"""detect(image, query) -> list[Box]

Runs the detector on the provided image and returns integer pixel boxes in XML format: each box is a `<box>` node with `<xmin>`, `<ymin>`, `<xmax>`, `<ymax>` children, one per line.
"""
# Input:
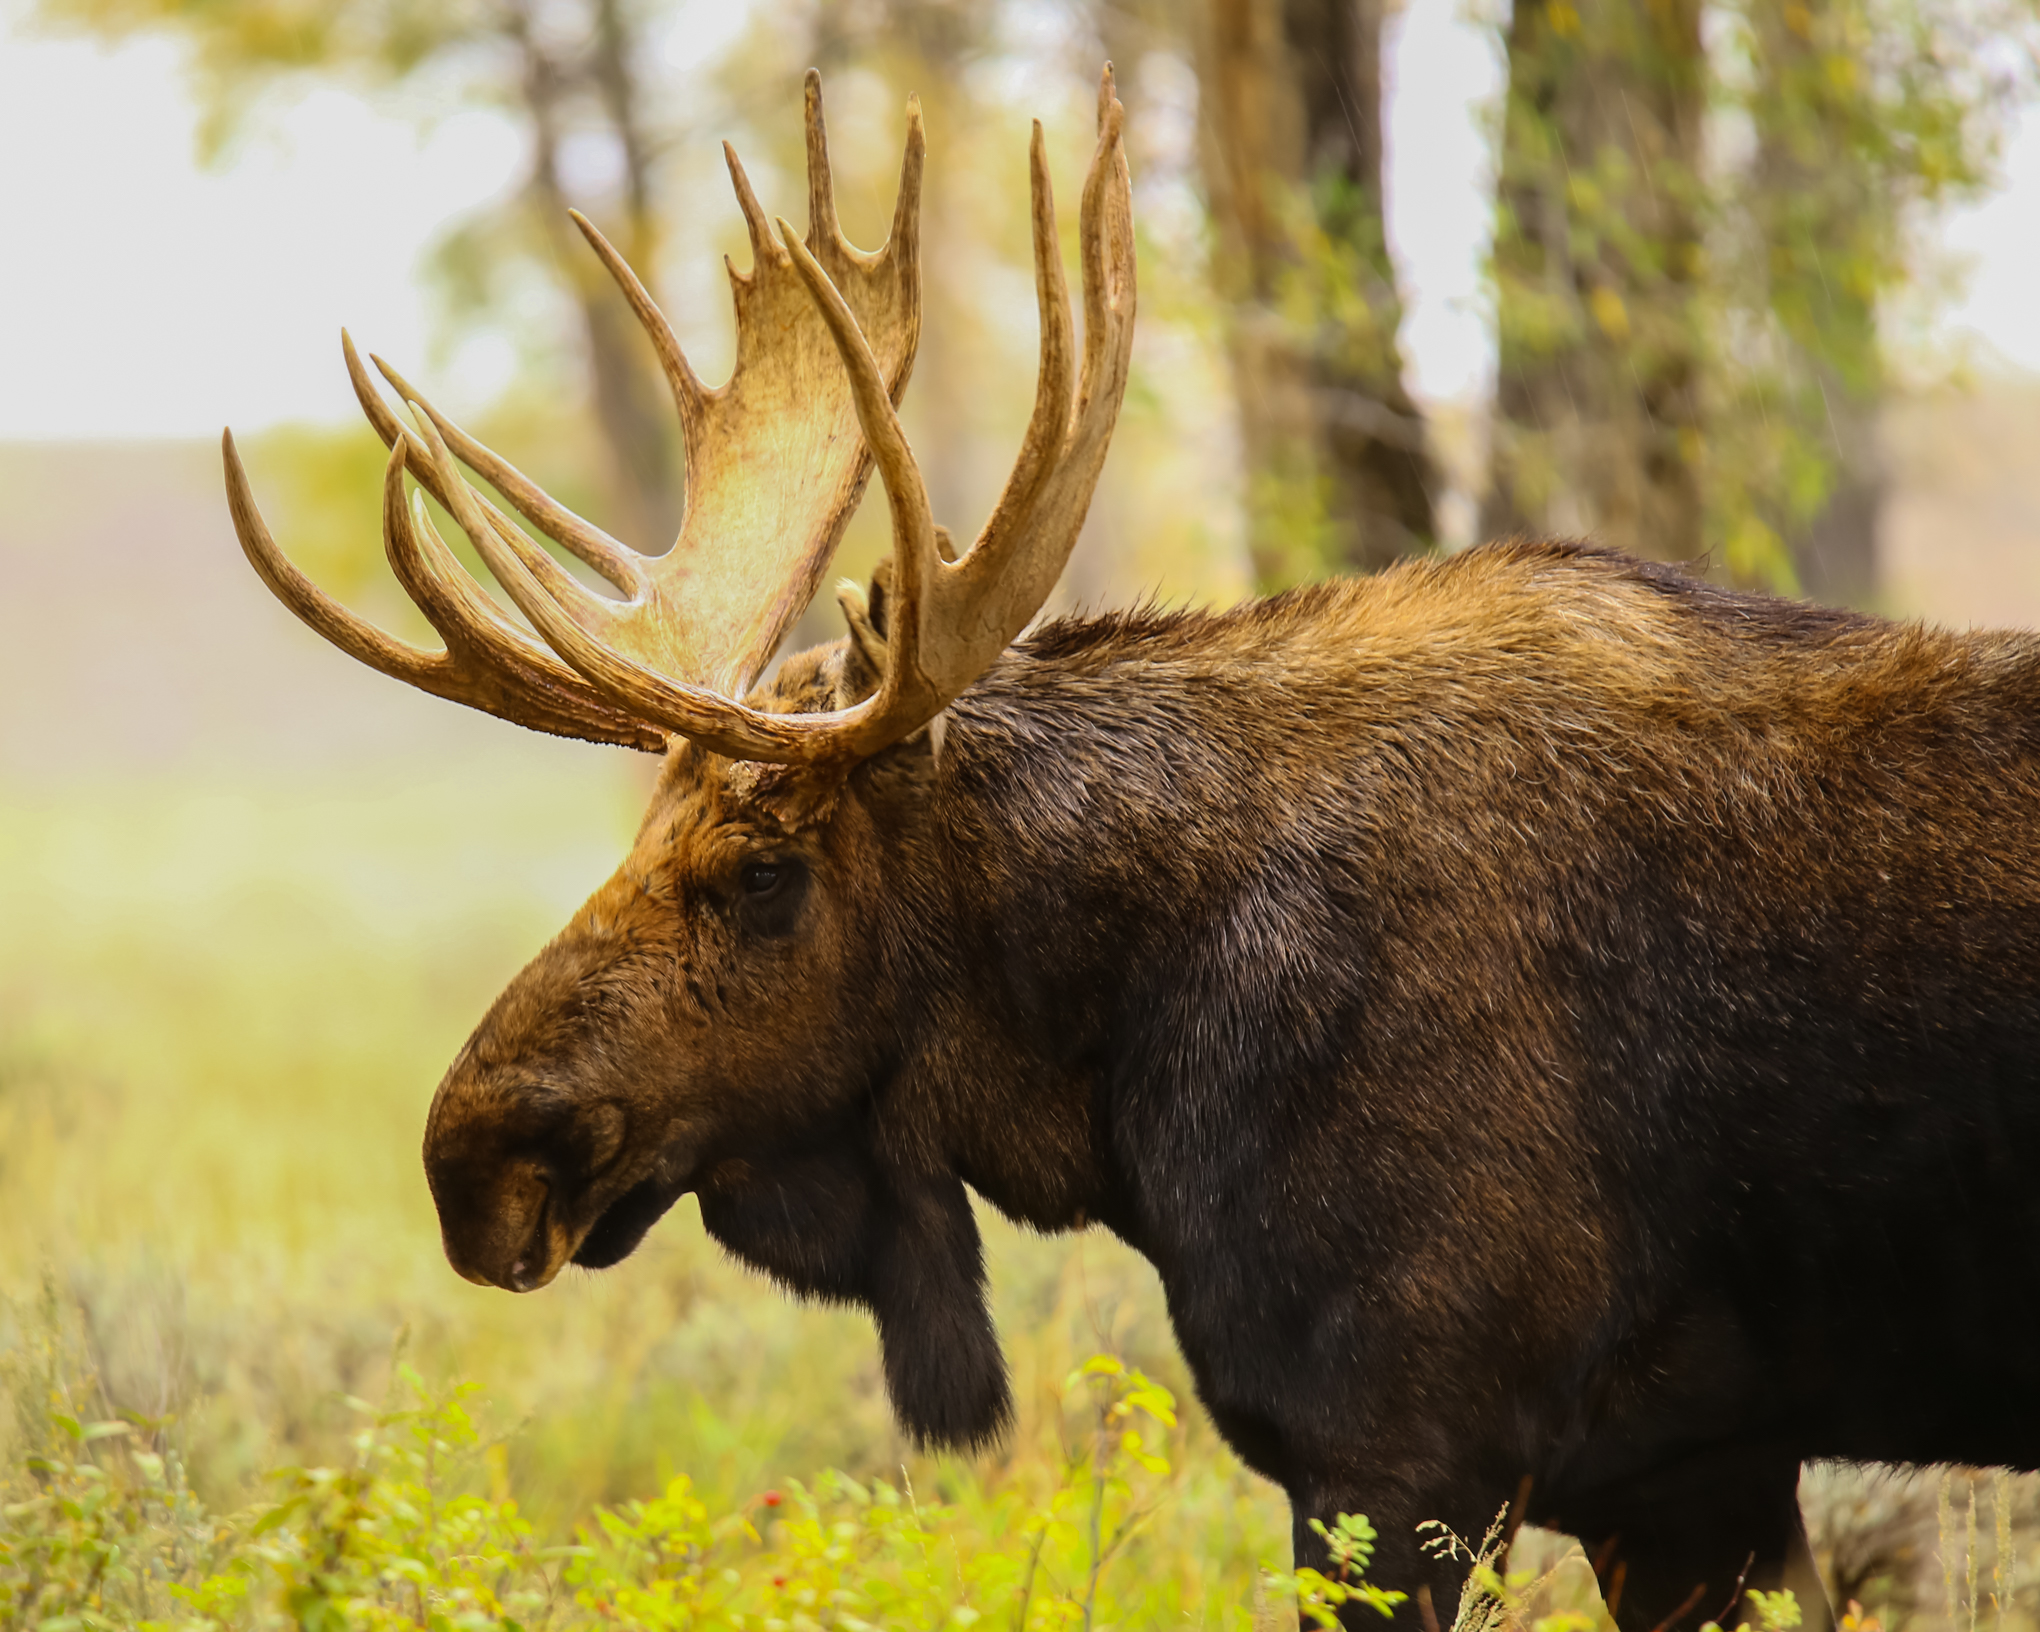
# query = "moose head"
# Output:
<box><xmin>224</xmin><ymin>70</ymin><xmax>1134</xmax><ymax>1448</ymax></box>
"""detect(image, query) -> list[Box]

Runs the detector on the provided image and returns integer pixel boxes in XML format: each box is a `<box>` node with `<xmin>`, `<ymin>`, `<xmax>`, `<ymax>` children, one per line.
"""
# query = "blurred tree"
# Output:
<box><xmin>1188</xmin><ymin>0</ymin><xmax>1440</xmax><ymax>587</ymax></box>
<box><xmin>1486</xmin><ymin>0</ymin><xmax>2036</xmax><ymax>597</ymax></box>
<box><xmin>1706</xmin><ymin>0</ymin><xmax>2027</xmax><ymax>601</ymax></box>
<box><xmin>1481</xmin><ymin>0</ymin><xmax>1707</xmax><ymax>564</ymax></box>
<box><xmin>35</xmin><ymin>0</ymin><xmax>685</xmax><ymax>555</ymax></box>
<box><xmin>809</xmin><ymin>0</ymin><xmax>989</xmax><ymax>538</ymax></box>
<box><xmin>1744</xmin><ymin>0</ymin><xmax>1885</xmax><ymax>604</ymax></box>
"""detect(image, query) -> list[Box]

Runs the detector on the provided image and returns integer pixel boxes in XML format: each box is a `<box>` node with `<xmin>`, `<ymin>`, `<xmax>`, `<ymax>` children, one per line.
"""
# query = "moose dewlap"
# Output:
<box><xmin>225</xmin><ymin>67</ymin><xmax>2040</xmax><ymax>1632</ymax></box>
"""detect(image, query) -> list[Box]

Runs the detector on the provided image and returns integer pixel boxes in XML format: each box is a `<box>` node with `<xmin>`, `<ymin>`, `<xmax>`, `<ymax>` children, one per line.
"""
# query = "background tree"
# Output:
<box><xmin>1188</xmin><ymin>0</ymin><xmax>1440</xmax><ymax>587</ymax></box>
<box><xmin>1485</xmin><ymin>0</ymin><xmax>2035</xmax><ymax>597</ymax></box>
<box><xmin>38</xmin><ymin>0</ymin><xmax>686</xmax><ymax>555</ymax></box>
<box><xmin>1705</xmin><ymin>0</ymin><xmax>2028</xmax><ymax>599</ymax></box>
<box><xmin>1481</xmin><ymin>0</ymin><xmax>1707</xmax><ymax>564</ymax></box>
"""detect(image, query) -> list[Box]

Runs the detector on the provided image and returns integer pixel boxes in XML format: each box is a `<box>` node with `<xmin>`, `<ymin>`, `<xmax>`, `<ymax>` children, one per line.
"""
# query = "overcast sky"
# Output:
<box><xmin>2</xmin><ymin>2</ymin><xmax>2036</xmax><ymax>440</ymax></box>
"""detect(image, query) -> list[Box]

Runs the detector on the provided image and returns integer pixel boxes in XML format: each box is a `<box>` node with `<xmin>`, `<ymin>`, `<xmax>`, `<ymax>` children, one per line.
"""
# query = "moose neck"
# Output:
<box><xmin>874</xmin><ymin>606</ymin><xmax>1339</xmax><ymax>1245</ymax></box>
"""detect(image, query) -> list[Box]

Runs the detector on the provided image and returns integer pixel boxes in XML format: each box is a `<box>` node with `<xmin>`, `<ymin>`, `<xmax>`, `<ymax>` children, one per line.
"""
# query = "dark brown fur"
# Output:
<box><xmin>424</xmin><ymin>539</ymin><xmax>2040</xmax><ymax>1628</ymax></box>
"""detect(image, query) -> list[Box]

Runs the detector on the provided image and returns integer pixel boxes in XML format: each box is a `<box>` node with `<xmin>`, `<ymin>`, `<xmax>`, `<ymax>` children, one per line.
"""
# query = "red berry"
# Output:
<box><xmin>762</xmin><ymin>1489</ymin><xmax>783</xmax><ymax>1508</ymax></box>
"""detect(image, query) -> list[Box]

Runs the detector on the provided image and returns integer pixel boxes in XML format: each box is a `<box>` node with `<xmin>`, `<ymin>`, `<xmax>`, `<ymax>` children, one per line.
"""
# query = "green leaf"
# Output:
<box><xmin>79</xmin><ymin>1422</ymin><xmax>131</xmax><ymax>1442</ymax></box>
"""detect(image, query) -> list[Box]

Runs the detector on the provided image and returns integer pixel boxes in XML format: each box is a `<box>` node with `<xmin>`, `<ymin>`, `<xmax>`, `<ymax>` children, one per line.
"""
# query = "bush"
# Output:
<box><xmin>2</xmin><ymin>1326</ymin><xmax>1416</xmax><ymax>1632</ymax></box>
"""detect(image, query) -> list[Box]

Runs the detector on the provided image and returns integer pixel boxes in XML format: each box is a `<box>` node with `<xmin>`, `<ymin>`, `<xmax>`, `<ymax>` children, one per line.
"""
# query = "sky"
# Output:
<box><xmin>1</xmin><ymin>2</ymin><xmax>2037</xmax><ymax>440</ymax></box>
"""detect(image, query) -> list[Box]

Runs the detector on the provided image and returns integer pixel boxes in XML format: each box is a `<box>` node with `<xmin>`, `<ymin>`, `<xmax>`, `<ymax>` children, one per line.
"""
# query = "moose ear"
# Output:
<box><xmin>834</xmin><ymin>557</ymin><xmax>893</xmax><ymax>704</ymax></box>
<box><xmin>869</xmin><ymin>1166</ymin><xmax>1013</xmax><ymax>1452</ymax></box>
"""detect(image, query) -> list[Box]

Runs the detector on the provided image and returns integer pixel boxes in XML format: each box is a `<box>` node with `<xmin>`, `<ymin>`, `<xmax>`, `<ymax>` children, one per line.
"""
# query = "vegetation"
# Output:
<box><xmin>2</xmin><ymin>1318</ymin><xmax>1299</xmax><ymax>1631</ymax></box>
<box><xmin>0</xmin><ymin>1299</ymin><xmax>1822</xmax><ymax>1631</ymax></box>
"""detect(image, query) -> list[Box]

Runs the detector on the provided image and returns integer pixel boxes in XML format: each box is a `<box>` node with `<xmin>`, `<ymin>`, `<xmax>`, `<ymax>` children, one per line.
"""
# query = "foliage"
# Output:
<box><xmin>1488</xmin><ymin>0</ymin><xmax>2040</xmax><ymax>590</ymax></box>
<box><xmin>1703</xmin><ymin>0</ymin><xmax>2038</xmax><ymax>590</ymax></box>
<box><xmin>0</xmin><ymin>1310</ymin><xmax>1392</xmax><ymax>1632</ymax></box>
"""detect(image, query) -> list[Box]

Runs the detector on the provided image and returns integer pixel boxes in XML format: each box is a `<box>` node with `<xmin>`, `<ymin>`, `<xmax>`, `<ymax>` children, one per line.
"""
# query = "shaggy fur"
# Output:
<box><xmin>422</xmin><ymin>539</ymin><xmax>2040</xmax><ymax>1629</ymax></box>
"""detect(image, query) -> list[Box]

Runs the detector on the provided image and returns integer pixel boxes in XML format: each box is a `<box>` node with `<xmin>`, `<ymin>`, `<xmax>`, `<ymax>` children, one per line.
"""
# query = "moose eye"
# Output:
<box><xmin>735</xmin><ymin>857</ymin><xmax>808</xmax><ymax>938</ymax></box>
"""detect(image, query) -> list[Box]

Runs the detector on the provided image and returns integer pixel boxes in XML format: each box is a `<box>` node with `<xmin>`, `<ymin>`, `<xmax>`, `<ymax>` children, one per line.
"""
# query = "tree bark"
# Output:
<box><xmin>508</xmin><ymin>0</ymin><xmax>682</xmax><ymax>556</ymax></box>
<box><xmin>812</xmin><ymin>1</ymin><xmax>986</xmax><ymax>540</ymax></box>
<box><xmin>1194</xmin><ymin>0</ymin><xmax>1438</xmax><ymax>588</ymax></box>
<box><xmin>1750</xmin><ymin>0</ymin><xmax>1883</xmax><ymax>608</ymax></box>
<box><xmin>1481</xmin><ymin>0</ymin><xmax>1705</xmax><ymax>562</ymax></box>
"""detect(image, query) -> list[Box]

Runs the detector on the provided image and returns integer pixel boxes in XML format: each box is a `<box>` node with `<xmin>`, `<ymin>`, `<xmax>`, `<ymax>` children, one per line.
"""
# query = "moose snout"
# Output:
<box><xmin>424</xmin><ymin>1141</ymin><xmax>562</xmax><ymax>1293</ymax></box>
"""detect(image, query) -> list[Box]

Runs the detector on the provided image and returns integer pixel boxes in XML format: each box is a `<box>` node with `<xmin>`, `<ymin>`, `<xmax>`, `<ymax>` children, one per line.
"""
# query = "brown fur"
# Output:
<box><xmin>424</xmin><ymin>539</ymin><xmax>2040</xmax><ymax>1628</ymax></box>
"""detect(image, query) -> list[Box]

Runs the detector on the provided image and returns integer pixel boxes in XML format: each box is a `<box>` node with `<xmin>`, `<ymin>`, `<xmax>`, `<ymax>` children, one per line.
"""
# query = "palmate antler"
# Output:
<box><xmin>224</xmin><ymin>68</ymin><xmax>1133</xmax><ymax>768</ymax></box>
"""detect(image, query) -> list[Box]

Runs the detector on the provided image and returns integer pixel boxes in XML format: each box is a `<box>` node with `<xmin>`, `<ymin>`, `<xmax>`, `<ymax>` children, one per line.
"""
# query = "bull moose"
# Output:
<box><xmin>223</xmin><ymin>68</ymin><xmax>2040</xmax><ymax>1632</ymax></box>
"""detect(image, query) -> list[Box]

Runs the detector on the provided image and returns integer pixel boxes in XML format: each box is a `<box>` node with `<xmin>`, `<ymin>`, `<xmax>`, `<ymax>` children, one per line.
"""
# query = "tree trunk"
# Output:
<box><xmin>1750</xmin><ymin>0</ymin><xmax>1883</xmax><ymax>608</ymax></box>
<box><xmin>1481</xmin><ymin>0</ymin><xmax>1705</xmax><ymax>562</ymax></box>
<box><xmin>1194</xmin><ymin>0</ymin><xmax>1438</xmax><ymax>588</ymax></box>
<box><xmin>813</xmin><ymin>1</ymin><xmax>986</xmax><ymax>543</ymax></box>
<box><xmin>509</xmin><ymin>0</ymin><xmax>683</xmax><ymax>557</ymax></box>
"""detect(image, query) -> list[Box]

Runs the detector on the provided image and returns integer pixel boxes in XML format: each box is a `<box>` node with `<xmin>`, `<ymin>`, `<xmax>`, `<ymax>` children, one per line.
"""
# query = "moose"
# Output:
<box><xmin>224</xmin><ymin>69</ymin><xmax>2040</xmax><ymax>1631</ymax></box>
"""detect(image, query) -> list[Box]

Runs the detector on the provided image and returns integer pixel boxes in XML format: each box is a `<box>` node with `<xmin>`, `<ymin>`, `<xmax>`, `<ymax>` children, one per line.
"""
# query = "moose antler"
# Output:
<box><xmin>225</xmin><ymin>67</ymin><xmax>1133</xmax><ymax>768</ymax></box>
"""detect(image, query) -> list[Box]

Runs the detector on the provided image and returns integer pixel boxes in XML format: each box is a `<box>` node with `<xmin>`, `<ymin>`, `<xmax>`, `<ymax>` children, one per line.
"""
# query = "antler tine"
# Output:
<box><xmin>960</xmin><ymin>67</ymin><xmax>1134</xmax><ymax>622</ymax></box>
<box><xmin>225</xmin><ymin>429</ymin><xmax>441</xmax><ymax>689</ymax></box>
<box><xmin>803</xmin><ymin>69</ymin><xmax>848</xmax><ymax>257</ymax></box>
<box><xmin>405</xmin><ymin>404</ymin><xmax>820</xmax><ymax>761</ymax></box>
<box><xmin>891</xmin><ymin>96</ymin><xmax>925</xmax><ymax>266</ymax></box>
<box><xmin>959</xmin><ymin>120</ymin><xmax>1076</xmax><ymax>569</ymax></box>
<box><xmin>368</xmin><ymin>350</ymin><xmax>643</xmax><ymax>595</ymax></box>
<box><xmin>570</xmin><ymin>209</ymin><xmax>708</xmax><ymax>432</ymax></box>
<box><xmin>222</xmin><ymin>429</ymin><xmax>666</xmax><ymax>751</ymax></box>
<box><xmin>723</xmin><ymin>141</ymin><xmax>785</xmax><ymax>278</ymax></box>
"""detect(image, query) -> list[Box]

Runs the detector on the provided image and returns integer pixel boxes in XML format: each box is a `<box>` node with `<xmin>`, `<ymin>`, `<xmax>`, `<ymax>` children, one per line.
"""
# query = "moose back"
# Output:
<box><xmin>224</xmin><ymin>70</ymin><xmax>2040</xmax><ymax>1632</ymax></box>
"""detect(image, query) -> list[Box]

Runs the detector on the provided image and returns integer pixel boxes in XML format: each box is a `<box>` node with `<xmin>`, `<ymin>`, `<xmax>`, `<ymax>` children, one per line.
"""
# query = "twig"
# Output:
<box><xmin>1012</xmin><ymin>1524</ymin><xmax>1047</xmax><ymax>1632</ymax></box>
<box><xmin>1647</xmin><ymin>1581</ymin><xmax>1711</xmax><ymax>1632</ymax></box>
<box><xmin>1712</xmin><ymin>1552</ymin><xmax>1757</xmax><ymax>1626</ymax></box>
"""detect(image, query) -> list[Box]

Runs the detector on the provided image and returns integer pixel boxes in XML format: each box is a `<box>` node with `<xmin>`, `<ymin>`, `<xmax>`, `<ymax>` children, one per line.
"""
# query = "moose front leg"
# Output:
<box><xmin>695</xmin><ymin>1144</ymin><xmax>1011</xmax><ymax>1451</ymax></box>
